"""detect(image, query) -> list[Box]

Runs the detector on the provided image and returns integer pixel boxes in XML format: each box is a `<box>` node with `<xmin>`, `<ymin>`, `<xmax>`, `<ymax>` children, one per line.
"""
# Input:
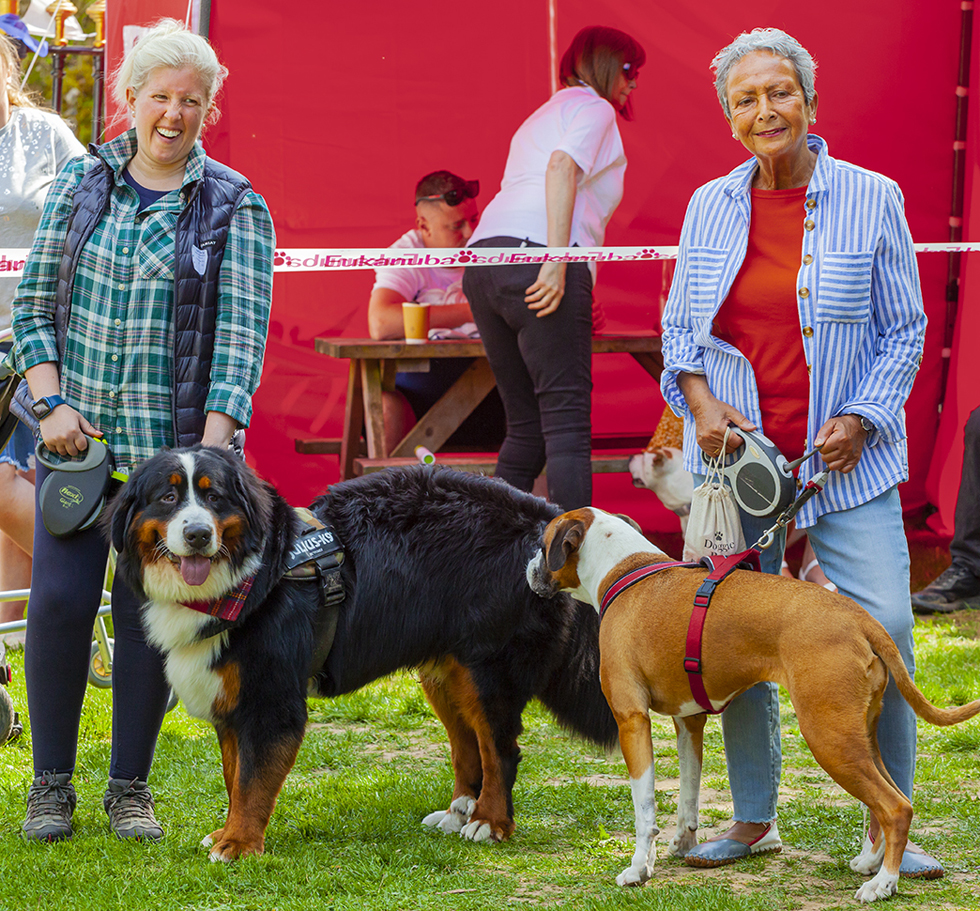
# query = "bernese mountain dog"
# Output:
<box><xmin>108</xmin><ymin>446</ymin><xmax>617</xmax><ymax>861</ymax></box>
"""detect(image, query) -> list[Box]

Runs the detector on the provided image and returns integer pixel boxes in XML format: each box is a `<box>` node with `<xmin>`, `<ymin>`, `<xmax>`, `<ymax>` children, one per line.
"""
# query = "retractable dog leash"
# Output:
<box><xmin>35</xmin><ymin>438</ymin><xmax>128</xmax><ymax>538</ymax></box>
<box><xmin>750</xmin><ymin>467</ymin><xmax>830</xmax><ymax>552</ymax></box>
<box><xmin>698</xmin><ymin>425</ymin><xmax>832</xmax><ymax>551</ymax></box>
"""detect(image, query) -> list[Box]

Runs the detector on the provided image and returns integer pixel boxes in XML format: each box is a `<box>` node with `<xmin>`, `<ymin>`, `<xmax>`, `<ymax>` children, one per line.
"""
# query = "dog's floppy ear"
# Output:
<box><xmin>546</xmin><ymin>517</ymin><xmax>586</xmax><ymax>572</ymax></box>
<box><xmin>107</xmin><ymin>473</ymin><xmax>143</xmax><ymax>554</ymax></box>
<box><xmin>615</xmin><ymin>513</ymin><xmax>643</xmax><ymax>534</ymax></box>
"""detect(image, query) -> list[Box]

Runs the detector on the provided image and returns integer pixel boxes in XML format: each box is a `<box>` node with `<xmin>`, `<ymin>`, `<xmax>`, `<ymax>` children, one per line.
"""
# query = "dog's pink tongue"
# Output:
<box><xmin>180</xmin><ymin>555</ymin><xmax>211</xmax><ymax>586</ymax></box>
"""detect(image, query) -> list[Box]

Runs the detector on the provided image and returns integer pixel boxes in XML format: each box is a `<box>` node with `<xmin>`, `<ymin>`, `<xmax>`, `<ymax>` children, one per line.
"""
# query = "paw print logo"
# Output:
<box><xmin>456</xmin><ymin>252</ymin><xmax>473</xmax><ymax>263</ymax></box>
<box><xmin>714</xmin><ymin>531</ymin><xmax>724</xmax><ymax>542</ymax></box>
<box><xmin>637</xmin><ymin>249</ymin><xmax>657</xmax><ymax>259</ymax></box>
<box><xmin>274</xmin><ymin>251</ymin><xmax>287</xmax><ymax>267</ymax></box>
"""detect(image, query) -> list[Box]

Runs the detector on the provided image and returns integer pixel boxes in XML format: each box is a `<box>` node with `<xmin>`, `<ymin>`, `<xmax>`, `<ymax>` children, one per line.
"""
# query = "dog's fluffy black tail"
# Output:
<box><xmin>536</xmin><ymin>597</ymin><xmax>619</xmax><ymax>749</ymax></box>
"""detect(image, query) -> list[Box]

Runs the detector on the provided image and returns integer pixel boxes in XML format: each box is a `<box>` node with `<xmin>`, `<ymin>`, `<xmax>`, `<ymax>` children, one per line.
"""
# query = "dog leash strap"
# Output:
<box><xmin>685</xmin><ymin>549</ymin><xmax>762</xmax><ymax>714</ymax></box>
<box><xmin>598</xmin><ymin>561</ymin><xmax>699</xmax><ymax>623</ymax></box>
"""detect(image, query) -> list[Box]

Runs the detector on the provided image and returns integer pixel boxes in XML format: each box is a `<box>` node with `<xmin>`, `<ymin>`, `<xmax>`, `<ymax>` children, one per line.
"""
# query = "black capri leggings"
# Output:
<box><xmin>25</xmin><ymin>462</ymin><xmax>171</xmax><ymax>781</ymax></box>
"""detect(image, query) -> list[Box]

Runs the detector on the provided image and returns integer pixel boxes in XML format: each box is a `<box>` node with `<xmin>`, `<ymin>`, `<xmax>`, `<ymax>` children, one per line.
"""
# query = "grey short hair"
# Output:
<box><xmin>112</xmin><ymin>19</ymin><xmax>228</xmax><ymax>126</ymax></box>
<box><xmin>711</xmin><ymin>28</ymin><xmax>817</xmax><ymax>119</ymax></box>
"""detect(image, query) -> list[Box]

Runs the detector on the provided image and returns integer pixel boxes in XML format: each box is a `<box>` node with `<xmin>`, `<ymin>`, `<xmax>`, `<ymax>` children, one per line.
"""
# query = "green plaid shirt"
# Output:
<box><xmin>8</xmin><ymin>129</ymin><xmax>274</xmax><ymax>469</ymax></box>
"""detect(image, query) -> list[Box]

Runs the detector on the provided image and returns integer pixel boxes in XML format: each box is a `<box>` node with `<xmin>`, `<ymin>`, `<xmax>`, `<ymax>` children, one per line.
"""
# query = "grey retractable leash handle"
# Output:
<box><xmin>701</xmin><ymin>426</ymin><xmax>803</xmax><ymax>519</ymax></box>
<box><xmin>699</xmin><ymin>425</ymin><xmax>831</xmax><ymax>549</ymax></box>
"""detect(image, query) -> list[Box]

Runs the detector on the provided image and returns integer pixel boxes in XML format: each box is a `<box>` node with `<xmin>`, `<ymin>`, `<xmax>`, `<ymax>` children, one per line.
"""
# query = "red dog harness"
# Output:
<box><xmin>598</xmin><ymin>549</ymin><xmax>761</xmax><ymax>715</ymax></box>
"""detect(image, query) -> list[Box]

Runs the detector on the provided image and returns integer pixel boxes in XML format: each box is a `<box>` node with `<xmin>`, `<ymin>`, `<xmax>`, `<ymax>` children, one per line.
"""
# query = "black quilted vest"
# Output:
<box><xmin>54</xmin><ymin>147</ymin><xmax>252</xmax><ymax>447</ymax></box>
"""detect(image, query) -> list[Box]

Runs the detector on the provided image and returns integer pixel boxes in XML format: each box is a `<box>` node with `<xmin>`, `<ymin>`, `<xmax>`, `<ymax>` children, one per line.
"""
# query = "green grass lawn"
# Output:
<box><xmin>0</xmin><ymin>613</ymin><xmax>978</xmax><ymax>911</ymax></box>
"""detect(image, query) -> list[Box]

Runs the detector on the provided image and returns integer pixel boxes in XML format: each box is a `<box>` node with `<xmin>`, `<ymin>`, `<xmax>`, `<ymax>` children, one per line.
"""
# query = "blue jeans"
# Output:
<box><xmin>693</xmin><ymin>479</ymin><xmax>917</xmax><ymax>823</ymax></box>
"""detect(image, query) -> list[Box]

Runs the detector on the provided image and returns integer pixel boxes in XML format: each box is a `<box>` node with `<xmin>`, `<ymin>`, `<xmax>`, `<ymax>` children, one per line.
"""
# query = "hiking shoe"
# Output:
<box><xmin>103</xmin><ymin>778</ymin><xmax>164</xmax><ymax>841</ymax></box>
<box><xmin>911</xmin><ymin>563</ymin><xmax>980</xmax><ymax>614</ymax></box>
<box><xmin>22</xmin><ymin>771</ymin><xmax>76</xmax><ymax>842</ymax></box>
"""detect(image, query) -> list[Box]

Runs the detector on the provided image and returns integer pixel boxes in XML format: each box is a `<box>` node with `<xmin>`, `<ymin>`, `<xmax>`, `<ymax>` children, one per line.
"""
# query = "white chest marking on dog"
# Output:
<box><xmin>141</xmin><ymin>597</ymin><xmax>228</xmax><ymax>723</ymax></box>
<box><xmin>165</xmin><ymin>633</ymin><xmax>228</xmax><ymax>723</ymax></box>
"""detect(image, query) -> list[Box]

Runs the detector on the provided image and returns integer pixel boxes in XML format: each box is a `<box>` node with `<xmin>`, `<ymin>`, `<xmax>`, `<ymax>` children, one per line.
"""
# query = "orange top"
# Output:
<box><xmin>713</xmin><ymin>187</ymin><xmax>810</xmax><ymax>461</ymax></box>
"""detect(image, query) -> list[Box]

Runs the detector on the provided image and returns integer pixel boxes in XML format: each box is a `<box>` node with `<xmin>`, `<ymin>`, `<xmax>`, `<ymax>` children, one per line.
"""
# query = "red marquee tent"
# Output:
<box><xmin>107</xmin><ymin>0</ymin><xmax>978</xmax><ymax>536</ymax></box>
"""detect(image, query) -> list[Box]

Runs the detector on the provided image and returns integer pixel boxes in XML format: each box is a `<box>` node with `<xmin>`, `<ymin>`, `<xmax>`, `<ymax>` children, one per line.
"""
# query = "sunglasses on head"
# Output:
<box><xmin>623</xmin><ymin>61</ymin><xmax>640</xmax><ymax>80</ymax></box>
<box><xmin>415</xmin><ymin>179</ymin><xmax>480</xmax><ymax>208</ymax></box>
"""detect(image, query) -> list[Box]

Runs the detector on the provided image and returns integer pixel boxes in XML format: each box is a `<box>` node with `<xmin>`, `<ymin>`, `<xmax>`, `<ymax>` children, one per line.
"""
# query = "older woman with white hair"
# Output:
<box><xmin>660</xmin><ymin>28</ymin><xmax>940</xmax><ymax>886</ymax></box>
<box><xmin>6</xmin><ymin>19</ymin><xmax>274</xmax><ymax>842</ymax></box>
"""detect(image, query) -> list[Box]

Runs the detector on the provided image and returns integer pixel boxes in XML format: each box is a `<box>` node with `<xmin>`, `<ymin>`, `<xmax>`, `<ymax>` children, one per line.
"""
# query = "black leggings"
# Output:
<box><xmin>463</xmin><ymin>237</ymin><xmax>594</xmax><ymax>510</ymax></box>
<box><xmin>25</xmin><ymin>463</ymin><xmax>170</xmax><ymax>781</ymax></box>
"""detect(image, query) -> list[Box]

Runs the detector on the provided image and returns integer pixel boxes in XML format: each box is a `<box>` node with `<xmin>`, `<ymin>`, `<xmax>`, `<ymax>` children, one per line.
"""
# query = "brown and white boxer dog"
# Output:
<box><xmin>526</xmin><ymin>507</ymin><xmax>980</xmax><ymax>903</ymax></box>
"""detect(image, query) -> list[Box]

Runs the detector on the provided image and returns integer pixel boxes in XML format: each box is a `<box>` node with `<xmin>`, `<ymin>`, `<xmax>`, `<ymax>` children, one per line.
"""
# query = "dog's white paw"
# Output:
<box><xmin>460</xmin><ymin>819</ymin><xmax>494</xmax><ymax>842</ymax></box>
<box><xmin>447</xmin><ymin>796</ymin><xmax>475</xmax><ymax>830</ymax></box>
<box><xmin>201</xmin><ymin>833</ymin><xmax>214</xmax><ymax>848</ymax></box>
<box><xmin>854</xmin><ymin>869</ymin><xmax>899</xmax><ymax>903</ymax></box>
<box><xmin>422</xmin><ymin>797</ymin><xmax>475</xmax><ymax>834</ymax></box>
<box><xmin>615</xmin><ymin>863</ymin><xmax>652</xmax><ymax>887</ymax></box>
<box><xmin>850</xmin><ymin>835</ymin><xmax>884</xmax><ymax>875</ymax></box>
<box><xmin>421</xmin><ymin>809</ymin><xmax>450</xmax><ymax>829</ymax></box>
<box><xmin>668</xmin><ymin>827</ymin><xmax>697</xmax><ymax>857</ymax></box>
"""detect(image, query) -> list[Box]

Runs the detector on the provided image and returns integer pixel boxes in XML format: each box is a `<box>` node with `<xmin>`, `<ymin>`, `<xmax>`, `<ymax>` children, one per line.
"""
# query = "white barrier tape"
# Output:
<box><xmin>2</xmin><ymin>240</ymin><xmax>979</xmax><ymax>278</ymax></box>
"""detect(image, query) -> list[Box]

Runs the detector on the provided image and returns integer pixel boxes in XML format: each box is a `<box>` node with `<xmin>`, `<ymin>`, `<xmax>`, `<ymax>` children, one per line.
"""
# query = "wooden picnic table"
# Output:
<box><xmin>308</xmin><ymin>332</ymin><xmax>663</xmax><ymax>480</ymax></box>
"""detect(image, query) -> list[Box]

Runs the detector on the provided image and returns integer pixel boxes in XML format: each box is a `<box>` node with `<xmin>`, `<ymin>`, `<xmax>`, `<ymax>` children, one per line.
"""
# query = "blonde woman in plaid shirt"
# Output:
<box><xmin>7</xmin><ymin>20</ymin><xmax>274</xmax><ymax>843</ymax></box>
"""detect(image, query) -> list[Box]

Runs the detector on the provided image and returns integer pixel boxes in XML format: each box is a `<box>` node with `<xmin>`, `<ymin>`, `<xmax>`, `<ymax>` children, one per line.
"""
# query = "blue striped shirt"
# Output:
<box><xmin>660</xmin><ymin>135</ymin><xmax>926</xmax><ymax>528</ymax></box>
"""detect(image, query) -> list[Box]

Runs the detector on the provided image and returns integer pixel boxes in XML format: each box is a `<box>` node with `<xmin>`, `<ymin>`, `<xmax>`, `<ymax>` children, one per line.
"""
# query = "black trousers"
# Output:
<box><xmin>951</xmin><ymin>405</ymin><xmax>980</xmax><ymax>575</ymax></box>
<box><xmin>463</xmin><ymin>237</ymin><xmax>594</xmax><ymax>510</ymax></box>
<box><xmin>25</xmin><ymin>462</ymin><xmax>170</xmax><ymax>781</ymax></box>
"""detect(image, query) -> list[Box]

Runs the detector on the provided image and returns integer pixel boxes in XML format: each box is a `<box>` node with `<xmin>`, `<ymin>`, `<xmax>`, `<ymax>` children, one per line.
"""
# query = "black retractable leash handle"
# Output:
<box><xmin>35</xmin><ymin>437</ymin><xmax>125</xmax><ymax>538</ymax></box>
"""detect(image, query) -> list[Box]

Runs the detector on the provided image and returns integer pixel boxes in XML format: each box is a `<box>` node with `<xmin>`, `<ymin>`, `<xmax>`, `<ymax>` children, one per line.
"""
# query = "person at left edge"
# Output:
<box><xmin>6</xmin><ymin>19</ymin><xmax>274</xmax><ymax>843</ymax></box>
<box><xmin>0</xmin><ymin>20</ymin><xmax>84</xmax><ymax>648</ymax></box>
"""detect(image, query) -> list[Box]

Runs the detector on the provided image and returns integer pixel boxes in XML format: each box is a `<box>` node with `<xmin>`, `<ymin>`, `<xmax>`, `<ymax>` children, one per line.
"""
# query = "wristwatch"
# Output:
<box><xmin>855</xmin><ymin>414</ymin><xmax>874</xmax><ymax>434</ymax></box>
<box><xmin>30</xmin><ymin>394</ymin><xmax>67</xmax><ymax>420</ymax></box>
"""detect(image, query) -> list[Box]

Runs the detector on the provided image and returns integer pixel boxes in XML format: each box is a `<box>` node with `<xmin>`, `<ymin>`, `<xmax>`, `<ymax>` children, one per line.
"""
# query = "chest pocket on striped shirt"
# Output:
<box><xmin>137</xmin><ymin>214</ymin><xmax>177</xmax><ymax>281</ymax></box>
<box><xmin>687</xmin><ymin>247</ymin><xmax>728</xmax><ymax>318</ymax></box>
<box><xmin>815</xmin><ymin>251</ymin><xmax>874</xmax><ymax>323</ymax></box>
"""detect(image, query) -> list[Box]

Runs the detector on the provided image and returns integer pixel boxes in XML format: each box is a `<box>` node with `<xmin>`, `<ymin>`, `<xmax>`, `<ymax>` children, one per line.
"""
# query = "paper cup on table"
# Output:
<box><xmin>402</xmin><ymin>302</ymin><xmax>430</xmax><ymax>343</ymax></box>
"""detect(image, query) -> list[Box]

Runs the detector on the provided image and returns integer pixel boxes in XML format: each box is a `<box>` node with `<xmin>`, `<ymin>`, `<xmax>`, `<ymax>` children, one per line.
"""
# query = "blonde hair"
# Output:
<box><xmin>112</xmin><ymin>19</ymin><xmax>227</xmax><ymax>126</ymax></box>
<box><xmin>1</xmin><ymin>33</ymin><xmax>39</xmax><ymax>108</ymax></box>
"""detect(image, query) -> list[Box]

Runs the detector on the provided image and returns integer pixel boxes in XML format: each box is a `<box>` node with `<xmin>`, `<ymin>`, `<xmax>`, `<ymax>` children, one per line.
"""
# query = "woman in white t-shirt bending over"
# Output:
<box><xmin>463</xmin><ymin>26</ymin><xmax>643</xmax><ymax>510</ymax></box>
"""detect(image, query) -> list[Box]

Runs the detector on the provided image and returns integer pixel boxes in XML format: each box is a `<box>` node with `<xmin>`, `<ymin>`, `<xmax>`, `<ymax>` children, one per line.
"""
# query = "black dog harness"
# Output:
<box><xmin>598</xmin><ymin>549</ymin><xmax>761</xmax><ymax>715</ymax></box>
<box><xmin>284</xmin><ymin>509</ymin><xmax>346</xmax><ymax>677</ymax></box>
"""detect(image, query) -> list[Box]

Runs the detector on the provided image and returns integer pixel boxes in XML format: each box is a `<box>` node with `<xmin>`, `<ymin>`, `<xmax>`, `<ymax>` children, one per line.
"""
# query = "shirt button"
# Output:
<box><xmin>122</xmin><ymin>247</ymin><xmax>129</xmax><ymax>254</ymax></box>
<box><xmin>804</xmin><ymin>220</ymin><xmax>815</xmax><ymax>231</ymax></box>
<box><xmin>803</xmin><ymin>254</ymin><xmax>813</xmax><ymax>265</ymax></box>
<box><xmin>803</xmin><ymin>326</ymin><xmax>814</xmax><ymax>338</ymax></box>
<box><xmin>806</xmin><ymin>199</ymin><xmax>816</xmax><ymax>209</ymax></box>
<box><xmin>114</xmin><ymin>318</ymin><xmax>122</xmax><ymax>326</ymax></box>
<box><xmin>108</xmin><ymin>390</ymin><xmax>115</xmax><ymax>398</ymax></box>
<box><xmin>111</xmin><ymin>354</ymin><xmax>118</xmax><ymax>362</ymax></box>
<box><xmin>806</xmin><ymin>364</ymin><xmax>811</xmax><ymax>374</ymax></box>
<box><xmin>118</xmin><ymin>283</ymin><xmax>125</xmax><ymax>291</ymax></box>
<box><xmin>115</xmin><ymin>427</ymin><xmax>122</xmax><ymax>434</ymax></box>
<box><xmin>799</xmin><ymin>287</ymin><xmax>810</xmax><ymax>298</ymax></box>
